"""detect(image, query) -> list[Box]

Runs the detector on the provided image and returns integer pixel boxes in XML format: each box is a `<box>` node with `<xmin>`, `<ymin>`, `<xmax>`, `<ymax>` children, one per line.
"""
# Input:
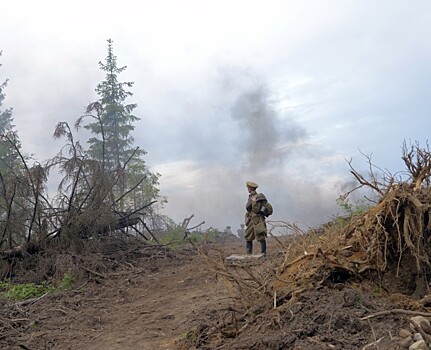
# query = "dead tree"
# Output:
<box><xmin>181</xmin><ymin>214</ymin><xmax>205</xmax><ymax>239</ymax></box>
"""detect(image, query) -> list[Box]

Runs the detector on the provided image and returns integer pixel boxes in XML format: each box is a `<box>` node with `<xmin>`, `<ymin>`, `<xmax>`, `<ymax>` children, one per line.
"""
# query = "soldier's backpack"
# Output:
<box><xmin>260</xmin><ymin>201</ymin><xmax>273</xmax><ymax>217</ymax></box>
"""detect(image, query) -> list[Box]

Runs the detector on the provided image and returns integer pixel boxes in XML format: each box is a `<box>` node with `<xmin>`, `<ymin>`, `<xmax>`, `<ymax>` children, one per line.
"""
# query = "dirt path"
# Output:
<box><xmin>16</xmin><ymin>242</ymin><xmax>242</xmax><ymax>350</ymax></box>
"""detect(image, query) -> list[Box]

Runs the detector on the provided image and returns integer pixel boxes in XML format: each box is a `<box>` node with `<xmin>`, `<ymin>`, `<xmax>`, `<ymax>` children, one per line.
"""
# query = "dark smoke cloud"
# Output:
<box><xmin>230</xmin><ymin>83</ymin><xmax>307</xmax><ymax>171</ymax></box>
<box><xmin>230</xmin><ymin>87</ymin><xmax>278</xmax><ymax>166</ymax></box>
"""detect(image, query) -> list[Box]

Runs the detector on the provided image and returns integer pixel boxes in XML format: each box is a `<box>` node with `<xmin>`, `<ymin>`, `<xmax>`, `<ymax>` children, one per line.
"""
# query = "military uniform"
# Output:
<box><xmin>244</xmin><ymin>181</ymin><xmax>267</xmax><ymax>256</ymax></box>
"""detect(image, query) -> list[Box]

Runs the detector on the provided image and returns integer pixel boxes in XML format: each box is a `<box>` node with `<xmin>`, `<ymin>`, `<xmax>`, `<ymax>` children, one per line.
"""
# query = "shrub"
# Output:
<box><xmin>0</xmin><ymin>282</ymin><xmax>55</xmax><ymax>300</ymax></box>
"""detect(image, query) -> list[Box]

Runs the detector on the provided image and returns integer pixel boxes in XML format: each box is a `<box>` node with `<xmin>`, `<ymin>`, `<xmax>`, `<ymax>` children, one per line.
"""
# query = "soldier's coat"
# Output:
<box><xmin>245</xmin><ymin>190</ymin><xmax>267</xmax><ymax>242</ymax></box>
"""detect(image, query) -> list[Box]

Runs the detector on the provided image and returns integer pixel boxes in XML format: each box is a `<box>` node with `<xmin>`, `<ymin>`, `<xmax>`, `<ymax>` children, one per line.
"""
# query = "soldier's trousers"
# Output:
<box><xmin>246</xmin><ymin>239</ymin><xmax>266</xmax><ymax>255</ymax></box>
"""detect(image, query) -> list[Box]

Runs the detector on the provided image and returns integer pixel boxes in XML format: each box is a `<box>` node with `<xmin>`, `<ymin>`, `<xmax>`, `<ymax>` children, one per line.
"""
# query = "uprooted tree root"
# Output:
<box><xmin>276</xmin><ymin>142</ymin><xmax>431</xmax><ymax>302</ymax></box>
<box><xmin>274</xmin><ymin>185</ymin><xmax>431</xmax><ymax>302</ymax></box>
<box><xmin>344</xmin><ymin>183</ymin><xmax>431</xmax><ymax>294</ymax></box>
<box><xmin>346</xmin><ymin>182</ymin><xmax>431</xmax><ymax>267</ymax></box>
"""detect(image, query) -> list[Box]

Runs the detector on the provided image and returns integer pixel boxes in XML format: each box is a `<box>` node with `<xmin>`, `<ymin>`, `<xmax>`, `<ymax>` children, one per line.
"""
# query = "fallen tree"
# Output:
<box><xmin>0</xmin><ymin>122</ymin><xmax>161</xmax><ymax>278</ymax></box>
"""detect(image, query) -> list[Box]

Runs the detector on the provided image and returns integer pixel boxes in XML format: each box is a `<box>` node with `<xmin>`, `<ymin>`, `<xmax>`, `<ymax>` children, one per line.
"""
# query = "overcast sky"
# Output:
<box><xmin>1</xmin><ymin>0</ymin><xmax>430</xmax><ymax>232</ymax></box>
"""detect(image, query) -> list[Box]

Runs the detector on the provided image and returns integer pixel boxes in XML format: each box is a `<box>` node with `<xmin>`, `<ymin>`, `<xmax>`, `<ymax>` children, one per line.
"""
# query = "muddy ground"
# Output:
<box><xmin>0</xmin><ymin>238</ymin><xmax>420</xmax><ymax>349</ymax></box>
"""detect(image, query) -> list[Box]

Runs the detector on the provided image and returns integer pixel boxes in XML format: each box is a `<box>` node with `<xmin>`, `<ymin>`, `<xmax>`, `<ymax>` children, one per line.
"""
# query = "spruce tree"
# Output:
<box><xmin>84</xmin><ymin>39</ymin><xmax>142</xmax><ymax>170</ymax></box>
<box><xmin>81</xmin><ymin>40</ymin><xmax>161</xmax><ymax>210</ymax></box>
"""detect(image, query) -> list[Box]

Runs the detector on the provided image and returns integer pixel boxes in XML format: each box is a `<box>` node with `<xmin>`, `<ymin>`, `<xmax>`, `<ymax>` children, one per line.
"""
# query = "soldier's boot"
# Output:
<box><xmin>260</xmin><ymin>239</ymin><xmax>267</xmax><ymax>257</ymax></box>
<box><xmin>246</xmin><ymin>241</ymin><xmax>253</xmax><ymax>255</ymax></box>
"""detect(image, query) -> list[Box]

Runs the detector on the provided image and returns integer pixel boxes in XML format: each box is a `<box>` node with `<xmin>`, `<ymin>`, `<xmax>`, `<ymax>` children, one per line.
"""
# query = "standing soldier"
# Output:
<box><xmin>244</xmin><ymin>181</ymin><xmax>269</xmax><ymax>256</ymax></box>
